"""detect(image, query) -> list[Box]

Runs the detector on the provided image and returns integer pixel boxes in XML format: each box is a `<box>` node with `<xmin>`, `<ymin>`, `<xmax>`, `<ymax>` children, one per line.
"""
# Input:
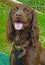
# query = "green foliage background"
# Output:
<box><xmin>0</xmin><ymin>0</ymin><xmax>45</xmax><ymax>54</ymax></box>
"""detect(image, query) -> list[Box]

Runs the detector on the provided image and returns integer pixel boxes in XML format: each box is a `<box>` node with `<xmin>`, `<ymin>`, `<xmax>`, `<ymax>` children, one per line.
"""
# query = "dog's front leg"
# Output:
<box><xmin>23</xmin><ymin>46</ymin><xmax>41</xmax><ymax>65</ymax></box>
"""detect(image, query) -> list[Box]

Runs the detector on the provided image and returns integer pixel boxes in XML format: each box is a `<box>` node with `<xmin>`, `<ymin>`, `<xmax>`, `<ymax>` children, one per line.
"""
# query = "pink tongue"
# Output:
<box><xmin>14</xmin><ymin>23</ymin><xmax>23</xmax><ymax>30</ymax></box>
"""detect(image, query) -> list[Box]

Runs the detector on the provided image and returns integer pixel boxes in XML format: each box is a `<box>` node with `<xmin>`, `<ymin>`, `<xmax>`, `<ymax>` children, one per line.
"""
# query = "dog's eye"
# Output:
<box><xmin>24</xmin><ymin>8</ymin><xmax>30</xmax><ymax>15</ymax></box>
<box><xmin>13</xmin><ymin>7</ymin><xmax>18</xmax><ymax>12</ymax></box>
<box><xmin>11</xmin><ymin>7</ymin><xmax>19</xmax><ymax>16</ymax></box>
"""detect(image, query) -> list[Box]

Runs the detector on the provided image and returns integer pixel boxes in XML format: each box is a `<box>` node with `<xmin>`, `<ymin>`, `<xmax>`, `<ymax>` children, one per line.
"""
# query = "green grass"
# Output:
<box><xmin>0</xmin><ymin>3</ymin><xmax>12</xmax><ymax>55</ymax></box>
<box><xmin>0</xmin><ymin>3</ymin><xmax>45</xmax><ymax>54</ymax></box>
<box><xmin>37</xmin><ymin>13</ymin><xmax>45</xmax><ymax>48</ymax></box>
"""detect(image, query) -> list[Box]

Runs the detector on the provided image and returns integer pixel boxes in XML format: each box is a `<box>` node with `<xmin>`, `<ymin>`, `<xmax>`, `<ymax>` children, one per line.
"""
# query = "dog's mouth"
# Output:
<box><xmin>14</xmin><ymin>22</ymin><xmax>23</xmax><ymax>30</ymax></box>
<box><xmin>14</xmin><ymin>21</ymin><xmax>29</xmax><ymax>30</ymax></box>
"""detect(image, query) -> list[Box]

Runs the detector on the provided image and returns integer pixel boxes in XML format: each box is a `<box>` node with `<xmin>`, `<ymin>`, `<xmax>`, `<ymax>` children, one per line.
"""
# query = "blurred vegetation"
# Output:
<box><xmin>18</xmin><ymin>0</ymin><xmax>45</xmax><ymax>15</ymax></box>
<box><xmin>0</xmin><ymin>3</ymin><xmax>11</xmax><ymax>54</ymax></box>
<box><xmin>0</xmin><ymin>1</ymin><xmax>45</xmax><ymax>54</ymax></box>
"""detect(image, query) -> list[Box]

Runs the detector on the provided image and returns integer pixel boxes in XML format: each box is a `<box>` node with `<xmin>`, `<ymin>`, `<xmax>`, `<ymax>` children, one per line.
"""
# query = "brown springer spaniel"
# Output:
<box><xmin>6</xmin><ymin>3</ymin><xmax>45</xmax><ymax>65</ymax></box>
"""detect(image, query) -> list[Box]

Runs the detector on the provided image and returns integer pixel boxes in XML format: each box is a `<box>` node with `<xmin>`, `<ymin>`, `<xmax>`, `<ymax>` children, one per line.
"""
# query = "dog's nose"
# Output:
<box><xmin>14</xmin><ymin>11</ymin><xmax>24</xmax><ymax>20</ymax></box>
<box><xmin>15</xmin><ymin>12</ymin><xmax>22</xmax><ymax>20</ymax></box>
<box><xmin>16</xmin><ymin>13</ymin><xmax>22</xmax><ymax>17</ymax></box>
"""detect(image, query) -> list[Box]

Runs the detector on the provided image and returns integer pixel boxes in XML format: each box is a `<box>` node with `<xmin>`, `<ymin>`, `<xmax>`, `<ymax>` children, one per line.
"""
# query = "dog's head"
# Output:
<box><xmin>9</xmin><ymin>4</ymin><xmax>33</xmax><ymax>30</ymax></box>
<box><xmin>6</xmin><ymin>3</ymin><xmax>39</xmax><ymax>45</ymax></box>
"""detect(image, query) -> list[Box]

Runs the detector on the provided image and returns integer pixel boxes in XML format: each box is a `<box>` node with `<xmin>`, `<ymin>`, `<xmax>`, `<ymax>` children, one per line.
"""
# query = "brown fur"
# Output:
<box><xmin>6</xmin><ymin>3</ymin><xmax>45</xmax><ymax>65</ymax></box>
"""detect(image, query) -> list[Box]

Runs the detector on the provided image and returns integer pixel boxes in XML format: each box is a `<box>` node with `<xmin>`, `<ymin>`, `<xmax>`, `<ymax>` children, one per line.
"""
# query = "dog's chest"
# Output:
<box><xmin>14</xmin><ymin>31</ymin><xmax>29</xmax><ymax>45</ymax></box>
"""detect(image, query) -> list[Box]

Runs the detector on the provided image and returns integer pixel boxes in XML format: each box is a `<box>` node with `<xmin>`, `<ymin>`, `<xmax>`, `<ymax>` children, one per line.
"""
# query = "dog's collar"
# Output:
<box><xmin>14</xmin><ymin>39</ymin><xmax>30</xmax><ymax>50</ymax></box>
<box><xmin>13</xmin><ymin>39</ymin><xmax>30</xmax><ymax>59</ymax></box>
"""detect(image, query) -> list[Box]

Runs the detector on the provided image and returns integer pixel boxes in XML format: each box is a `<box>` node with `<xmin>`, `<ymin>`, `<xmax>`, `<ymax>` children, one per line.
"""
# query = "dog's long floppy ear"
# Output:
<box><xmin>30</xmin><ymin>10</ymin><xmax>39</xmax><ymax>46</ymax></box>
<box><xmin>6</xmin><ymin>12</ymin><xmax>15</xmax><ymax>43</ymax></box>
